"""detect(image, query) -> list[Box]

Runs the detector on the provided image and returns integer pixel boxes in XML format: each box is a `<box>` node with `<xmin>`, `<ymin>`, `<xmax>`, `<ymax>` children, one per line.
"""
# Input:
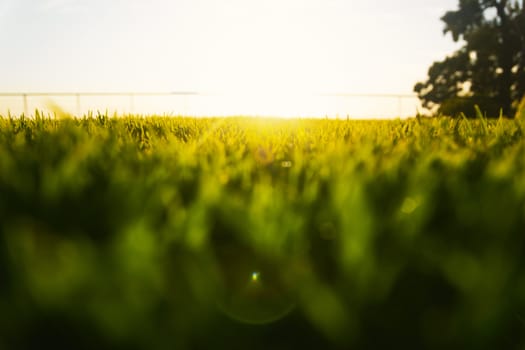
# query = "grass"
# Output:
<box><xmin>1</xmin><ymin>112</ymin><xmax>525</xmax><ymax>349</ymax></box>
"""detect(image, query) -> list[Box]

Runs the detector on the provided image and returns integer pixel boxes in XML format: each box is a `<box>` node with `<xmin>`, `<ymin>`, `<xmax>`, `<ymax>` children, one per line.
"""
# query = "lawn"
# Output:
<box><xmin>1</xmin><ymin>113</ymin><xmax>525</xmax><ymax>349</ymax></box>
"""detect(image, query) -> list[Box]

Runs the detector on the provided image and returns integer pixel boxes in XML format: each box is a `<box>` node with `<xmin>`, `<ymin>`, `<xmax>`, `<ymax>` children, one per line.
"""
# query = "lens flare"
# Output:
<box><xmin>212</xmin><ymin>242</ymin><xmax>296</xmax><ymax>324</ymax></box>
<box><xmin>251</xmin><ymin>271</ymin><xmax>260</xmax><ymax>282</ymax></box>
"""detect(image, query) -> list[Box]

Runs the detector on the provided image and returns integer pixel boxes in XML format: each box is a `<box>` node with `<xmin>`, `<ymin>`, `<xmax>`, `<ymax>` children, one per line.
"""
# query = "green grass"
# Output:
<box><xmin>1</xmin><ymin>113</ymin><xmax>525</xmax><ymax>349</ymax></box>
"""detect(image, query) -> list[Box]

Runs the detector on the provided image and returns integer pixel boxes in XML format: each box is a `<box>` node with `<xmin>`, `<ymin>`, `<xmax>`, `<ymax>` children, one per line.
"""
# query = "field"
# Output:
<box><xmin>1</xmin><ymin>112</ymin><xmax>525</xmax><ymax>349</ymax></box>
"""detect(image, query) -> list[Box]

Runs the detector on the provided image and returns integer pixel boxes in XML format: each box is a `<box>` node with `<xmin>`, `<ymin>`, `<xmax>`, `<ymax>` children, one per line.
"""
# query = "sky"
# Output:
<box><xmin>0</xmin><ymin>0</ymin><xmax>463</xmax><ymax>117</ymax></box>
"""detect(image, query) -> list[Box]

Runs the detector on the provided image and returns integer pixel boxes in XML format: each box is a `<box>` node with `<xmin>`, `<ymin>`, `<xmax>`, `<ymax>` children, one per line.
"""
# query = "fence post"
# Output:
<box><xmin>22</xmin><ymin>94</ymin><xmax>28</xmax><ymax>116</ymax></box>
<box><xmin>183</xmin><ymin>95</ymin><xmax>188</xmax><ymax>116</ymax></box>
<box><xmin>130</xmin><ymin>94</ymin><xmax>135</xmax><ymax>114</ymax></box>
<box><xmin>76</xmin><ymin>94</ymin><xmax>81</xmax><ymax>117</ymax></box>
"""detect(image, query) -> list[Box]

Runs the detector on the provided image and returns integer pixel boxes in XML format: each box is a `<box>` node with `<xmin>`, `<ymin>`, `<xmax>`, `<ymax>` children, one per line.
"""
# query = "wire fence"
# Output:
<box><xmin>0</xmin><ymin>91</ymin><xmax>422</xmax><ymax>118</ymax></box>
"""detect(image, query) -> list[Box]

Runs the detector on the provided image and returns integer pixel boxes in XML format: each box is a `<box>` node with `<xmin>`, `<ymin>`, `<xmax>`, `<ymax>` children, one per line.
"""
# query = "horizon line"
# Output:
<box><xmin>0</xmin><ymin>91</ymin><xmax>418</xmax><ymax>98</ymax></box>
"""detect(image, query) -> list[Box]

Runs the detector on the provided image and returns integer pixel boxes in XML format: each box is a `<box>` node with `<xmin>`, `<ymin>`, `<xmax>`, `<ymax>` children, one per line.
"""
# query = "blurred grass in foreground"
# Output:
<box><xmin>1</xmin><ymin>113</ymin><xmax>525</xmax><ymax>349</ymax></box>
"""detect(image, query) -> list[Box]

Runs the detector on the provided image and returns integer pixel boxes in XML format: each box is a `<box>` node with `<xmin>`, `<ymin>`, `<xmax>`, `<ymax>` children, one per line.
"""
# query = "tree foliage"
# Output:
<box><xmin>415</xmin><ymin>0</ymin><xmax>525</xmax><ymax>117</ymax></box>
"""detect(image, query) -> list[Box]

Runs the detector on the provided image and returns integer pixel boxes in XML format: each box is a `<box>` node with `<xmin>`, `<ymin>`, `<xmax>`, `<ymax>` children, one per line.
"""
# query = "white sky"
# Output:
<box><xmin>0</xmin><ymin>0</ymin><xmax>462</xmax><ymax>117</ymax></box>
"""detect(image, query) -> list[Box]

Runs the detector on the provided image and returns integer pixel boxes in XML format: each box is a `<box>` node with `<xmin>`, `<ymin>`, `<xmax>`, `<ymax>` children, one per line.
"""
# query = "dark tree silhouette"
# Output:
<box><xmin>415</xmin><ymin>0</ymin><xmax>525</xmax><ymax>117</ymax></box>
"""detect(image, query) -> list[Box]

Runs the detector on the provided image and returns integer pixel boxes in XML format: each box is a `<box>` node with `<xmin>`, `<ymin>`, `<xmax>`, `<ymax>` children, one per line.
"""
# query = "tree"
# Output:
<box><xmin>414</xmin><ymin>0</ymin><xmax>525</xmax><ymax>117</ymax></box>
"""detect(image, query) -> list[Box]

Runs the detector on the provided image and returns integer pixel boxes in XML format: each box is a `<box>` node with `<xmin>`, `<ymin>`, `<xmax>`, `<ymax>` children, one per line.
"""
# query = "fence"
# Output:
<box><xmin>0</xmin><ymin>91</ymin><xmax>421</xmax><ymax>118</ymax></box>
